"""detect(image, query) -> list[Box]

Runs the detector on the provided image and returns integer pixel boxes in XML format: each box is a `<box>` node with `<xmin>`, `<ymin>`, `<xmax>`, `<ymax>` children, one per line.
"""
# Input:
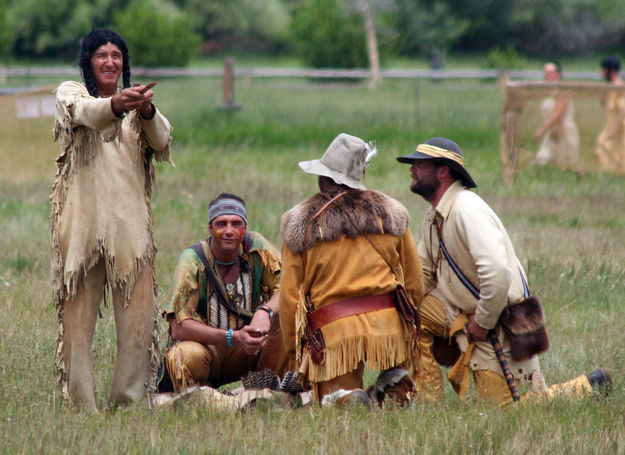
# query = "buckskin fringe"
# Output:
<box><xmin>295</xmin><ymin>289</ymin><xmax>308</xmax><ymax>365</ymax></box>
<box><xmin>51</xmin><ymin>96</ymin><xmax>169</xmax><ymax>400</ymax></box>
<box><xmin>54</xmin><ymin>303</ymin><xmax>69</xmax><ymax>400</ymax></box>
<box><xmin>54</xmin><ymin>97</ymin><xmax>122</xmax><ymax>171</ymax></box>
<box><xmin>54</xmin><ymin>267</ymin><xmax>107</xmax><ymax>401</ymax></box>
<box><xmin>147</xmin><ymin>305</ymin><xmax>161</xmax><ymax>408</ymax></box>
<box><xmin>306</xmin><ymin>334</ymin><xmax>411</xmax><ymax>383</ymax></box>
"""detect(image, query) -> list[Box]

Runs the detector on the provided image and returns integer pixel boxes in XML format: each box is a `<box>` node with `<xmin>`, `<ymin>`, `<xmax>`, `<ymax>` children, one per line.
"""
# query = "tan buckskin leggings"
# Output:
<box><xmin>311</xmin><ymin>362</ymin><xmax>366</xmax><ymax>403</ymax></box>
<box><xmin>165</xmin><ymin>314</ymin><xmax>291</xmax><ymax>392</ymax></box>
<box><xmin>416</xmin><ymin>294</ymin><xmax>593</xmax><ymax>407</ymax></box>
<box><xmin>61</xmin><ymin>260</ymin><xmax>158</xmax><ymax>413</ymax></box>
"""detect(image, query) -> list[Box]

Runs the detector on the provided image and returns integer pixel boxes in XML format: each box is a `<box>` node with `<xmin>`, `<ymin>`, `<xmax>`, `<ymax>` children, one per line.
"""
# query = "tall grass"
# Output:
<box><xmin>0</xmin><ymin>75</ymin><xmax>623</xmax><ymax>454</ymax></box>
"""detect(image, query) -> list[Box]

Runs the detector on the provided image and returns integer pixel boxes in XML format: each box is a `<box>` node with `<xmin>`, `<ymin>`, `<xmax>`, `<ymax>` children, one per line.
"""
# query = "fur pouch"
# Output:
<box><xmin>432</xmin><ymin>336</ymin><xmax>461</xmax><ymax>367</ymax></box>
<box><xmin>367</xmin><ymin>368</ymin><xmax>415</xmax><ymax>407</ymax></box>
<box><xmin>499</xmin><ymin>296</ymin><xmax>550</xmax><ymax>361</ymax></box>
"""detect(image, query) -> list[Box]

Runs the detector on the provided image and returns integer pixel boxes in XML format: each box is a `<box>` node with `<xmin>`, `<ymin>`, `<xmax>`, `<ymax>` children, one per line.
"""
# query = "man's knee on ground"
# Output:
<box><xmin>165</xmin><ymin>341</ymin><xmax>213</xmax><ymax>392</ymax></box>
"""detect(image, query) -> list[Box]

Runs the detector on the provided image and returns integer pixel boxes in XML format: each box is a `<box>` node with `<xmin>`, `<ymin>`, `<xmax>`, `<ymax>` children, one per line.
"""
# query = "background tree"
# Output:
<box><xmin>358</xmin><ymin>0</ymin><xmax>381</xmax><ymax>88</ymax></box>
<box><xmin>391</xmin><ymin>0</ymin><xmax>468</xmax><ymax>69</ymax></box>
<box><xmin>171</xmin><ymin>0</ymin><xmax>291</xmax><ymax>53</ymax></box>
<box><xmin>505</xmin><ymin>0</ymin><xmax>625</xmax><ymax>56</ymax></box>
<box><xmin>290</xmin><ymin>0</ymin><xmax>368</xmax><ymax>68</ymax></box>
<box><xmin>2</xmin><ymin>0</ymin><xmax>625</xmax><ymax>64</ymax></box>
<box><xmin>113</xmin><ymin>0</ymin><xmax>201</xmax><ymax>67</ymax></box>
<box><xmin>6</xmin><ymin>0</ymin><xmax>94</xmax><ymax>59</ymax></box>
<box><xmin>0</xmin><ymin>0</ymin><xmax>11</xmax><ymax>58</ymax></box>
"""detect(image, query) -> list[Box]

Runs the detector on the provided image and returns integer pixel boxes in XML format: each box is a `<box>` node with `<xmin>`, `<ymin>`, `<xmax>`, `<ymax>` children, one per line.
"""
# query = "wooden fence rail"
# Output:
<box><xmin>0</xmin><ymin>66</ymin><xmax>603</xmax><ymax>81</ymax></box>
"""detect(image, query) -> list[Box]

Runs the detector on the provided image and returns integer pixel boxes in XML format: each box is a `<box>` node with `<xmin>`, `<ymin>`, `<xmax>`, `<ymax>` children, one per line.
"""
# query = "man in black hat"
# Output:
<box><xmin>397</xmin><ymin>137</ymin><xmax>612</xmax><ymax>406</ymax></box>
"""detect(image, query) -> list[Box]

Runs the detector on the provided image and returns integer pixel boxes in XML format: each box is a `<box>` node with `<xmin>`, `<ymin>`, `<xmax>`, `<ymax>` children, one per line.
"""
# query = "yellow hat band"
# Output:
<box><xmin>416</xmin><ymin>144</ymin><xmax>466</xmax><ymax>167</ymax></box>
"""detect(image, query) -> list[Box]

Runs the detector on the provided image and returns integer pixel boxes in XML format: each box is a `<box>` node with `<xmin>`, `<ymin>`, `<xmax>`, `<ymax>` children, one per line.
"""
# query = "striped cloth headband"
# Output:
<box><xmin>416</xmin><ymin>144</ymin><xmax>466</xmax><ymax>167</ymax></box>
<box><xmin>208</xmin><ymin>199</ymin><xmax>247</xmax><ymax>225</ymax></box>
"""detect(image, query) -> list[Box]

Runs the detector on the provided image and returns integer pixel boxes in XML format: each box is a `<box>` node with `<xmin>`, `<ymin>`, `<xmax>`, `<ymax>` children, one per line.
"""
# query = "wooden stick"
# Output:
<box><xmin>488</xmin><ymin>330</ymin><xmax>521</xmax><ymax>402</ymax></box>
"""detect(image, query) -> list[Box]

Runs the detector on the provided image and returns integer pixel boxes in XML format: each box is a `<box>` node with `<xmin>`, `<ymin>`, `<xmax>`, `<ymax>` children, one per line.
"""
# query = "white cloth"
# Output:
<box><xmin>535</xmin><ymin>97</ymin><xmax>579</xmax><ymax>169</ymax></box>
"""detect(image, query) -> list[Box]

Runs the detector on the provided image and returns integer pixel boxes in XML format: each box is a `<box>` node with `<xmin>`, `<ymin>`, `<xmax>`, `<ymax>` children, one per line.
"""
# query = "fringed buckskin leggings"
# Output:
<box><xmin>416</xmin><ymin>294</ymin><xmax>594</xmax><ymax>407</ymax></box>
<box><xmin>59</xmin><ymin>259</ymin><xmax>158</xmax><ymax>413</ymax></box>
<box><xmin>164</xmin><ymin>314</ymin><xmax>291</xmax><ymax>392</ymax></box>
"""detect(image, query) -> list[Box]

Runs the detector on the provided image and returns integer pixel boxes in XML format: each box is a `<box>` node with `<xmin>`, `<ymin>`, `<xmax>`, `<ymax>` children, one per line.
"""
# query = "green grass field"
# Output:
<box><xmin>1</xmin><ymin>74</ymin><xmax>624</xmax><ymax>454</ymax></box>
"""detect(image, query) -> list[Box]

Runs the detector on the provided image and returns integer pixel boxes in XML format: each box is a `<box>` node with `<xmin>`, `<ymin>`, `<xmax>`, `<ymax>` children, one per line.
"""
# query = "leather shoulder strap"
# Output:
<box><xmin>439</xmin><ymin>238</ymin><xmax>530</xmax><ymax>300</ymax></box>
<box><xmin>189</xmin><ymin>243</ymin><xmax>252</xmax><ymax>322</ymax></box>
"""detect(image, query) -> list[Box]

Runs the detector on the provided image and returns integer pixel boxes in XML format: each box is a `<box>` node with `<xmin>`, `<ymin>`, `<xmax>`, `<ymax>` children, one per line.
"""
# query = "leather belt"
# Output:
<box><xmin>308</xmin><ymin>293</ymin><xmax>395</xmax><ymax>332</ymax></box>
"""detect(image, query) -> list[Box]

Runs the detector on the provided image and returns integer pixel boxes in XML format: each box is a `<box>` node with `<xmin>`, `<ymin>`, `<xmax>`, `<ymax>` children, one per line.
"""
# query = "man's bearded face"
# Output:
<box><xmin>409</xmin><ymin>160</ymin><xmax>441</xmax><ymax>200</ymax></box>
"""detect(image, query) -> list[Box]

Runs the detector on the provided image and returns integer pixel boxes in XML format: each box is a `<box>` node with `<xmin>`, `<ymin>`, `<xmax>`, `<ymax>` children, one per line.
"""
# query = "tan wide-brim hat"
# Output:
<box><xmin>299</xmin><ymin>133</ymin><xmax>376</xmax><ymax>189</ymax></box>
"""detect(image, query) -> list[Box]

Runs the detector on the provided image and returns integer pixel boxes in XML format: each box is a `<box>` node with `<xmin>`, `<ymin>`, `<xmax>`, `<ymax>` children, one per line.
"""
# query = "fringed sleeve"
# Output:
<box><xmin>138</xmin><ymin>107</ymin><xmax>174</xmax><ymax>165</ymax></box>
<box><xmin>278</xmin><ymin>244</ymin><xmax>305</xmax><ymax>362</ymax></box>
<box><xmin>162</xmin><ymin>249</ymin><xmax>203</xmax><ymax>324</ymax></box>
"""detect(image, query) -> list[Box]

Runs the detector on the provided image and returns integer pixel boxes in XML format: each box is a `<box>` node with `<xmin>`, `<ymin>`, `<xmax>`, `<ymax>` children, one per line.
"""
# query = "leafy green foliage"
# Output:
<box><xmin>0</xmin><ymin>0</ymin><xmax>11</xmax><ymax>57</ymax></box>
<box><xmin>113</xmin><ymin>0</ymin><xmax>201</xmax><ymax>67</ymax></box>
<box><xmin>391</xmin><ymin>0</ymin><xmax>469</xmax><ymax>68</ymax></box>
<box><xmin>485</xmin><ymin>44</ymin><xmax>528</xmax><ymax>70</ymax></box>
<box><xmin>172</xmin><ymin>0</ymin><xmax>291</xmax><ymax>52</ymax></box>
<box><xmin>6</xmin><ymin>0</ymin><xmax>94</xmax><ymax>58</ymax></box>
<box><xmin>290</xmin><ymin>0</ymin><xmax>368</xmax><ymax>68</ymax></box>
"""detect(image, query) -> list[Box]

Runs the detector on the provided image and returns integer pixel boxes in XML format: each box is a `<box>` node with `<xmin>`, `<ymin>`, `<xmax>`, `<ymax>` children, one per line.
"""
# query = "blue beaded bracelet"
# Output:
<box><xmin>226</xmin><ymin>329</ymin><xmax>234</xmax><ymax>347</ymax></box>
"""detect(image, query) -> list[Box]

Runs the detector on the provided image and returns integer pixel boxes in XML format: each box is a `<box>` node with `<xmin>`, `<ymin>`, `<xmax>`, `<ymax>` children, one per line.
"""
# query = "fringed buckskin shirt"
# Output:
<box><xmin>162</xmin><ymin>232</ymin><xmax>281</xmax><ymax>330</ymax></box>
<box><xmin>419</xmin><ymin>180</ymin><xmax>540</xmax><ymax>379</ymax></box>
<box><xmin>280</xmin><ymin>189</ymin><xmax>424</xmax><ymax>383</ymax></box>
<box><xmin>51</xmin><ymin>81</ymin><xmax>173</xmax><ymax>307</ymax></box>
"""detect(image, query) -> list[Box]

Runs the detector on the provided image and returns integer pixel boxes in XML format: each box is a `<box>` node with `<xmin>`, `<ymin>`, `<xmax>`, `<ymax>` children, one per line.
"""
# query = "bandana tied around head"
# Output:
<box><xmin>208</xmin><ymin>199</ymin><xmax>247</xmax><ymax>225</ymax></box>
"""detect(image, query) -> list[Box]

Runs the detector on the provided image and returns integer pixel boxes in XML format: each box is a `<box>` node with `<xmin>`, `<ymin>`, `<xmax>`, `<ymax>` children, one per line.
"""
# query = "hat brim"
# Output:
<box><xmin>396</xmin><ymin>152</ymin><xmax>477</xmax><ymax>188</ymax></box>
<box><xmin>299</xmin><ymin>160</ymin><xmax>366</xmax><ymax>190</ymax></box>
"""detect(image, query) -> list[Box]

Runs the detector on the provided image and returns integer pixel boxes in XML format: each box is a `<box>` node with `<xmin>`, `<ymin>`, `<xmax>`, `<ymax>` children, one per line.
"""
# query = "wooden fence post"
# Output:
<box><xmin>219</xmin><ymin>57</ymin><xmax>241</xmax><ymax>111</ymax></box>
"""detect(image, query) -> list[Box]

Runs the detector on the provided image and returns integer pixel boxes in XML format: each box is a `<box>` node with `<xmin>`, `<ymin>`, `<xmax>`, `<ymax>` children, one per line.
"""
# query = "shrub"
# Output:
<box><xmin>290</xmin><ymin>0</ymin><xmax>368</xmax><ymax>68</ymax></box>
<box><xmin>485</xmin><ymin>44</ymin><xmax>527</xmax><ymax>70</ymax></box>
<box><xmin>114</xmin><ymin>0</ymin><xmax>201</xmax><ymax>67</ymax></box>
<box><xmin>0</xmin><ymin>0</ymin><xmax>10</xmax><ymax>58</ymax></box>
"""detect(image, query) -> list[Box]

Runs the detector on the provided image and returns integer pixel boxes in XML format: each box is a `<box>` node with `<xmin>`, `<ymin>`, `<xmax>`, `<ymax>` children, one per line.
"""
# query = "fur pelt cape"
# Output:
<box><xmin>281</xmin><ymin>189</ymin><xmax>410</xmax><ymax>253</ymax></box>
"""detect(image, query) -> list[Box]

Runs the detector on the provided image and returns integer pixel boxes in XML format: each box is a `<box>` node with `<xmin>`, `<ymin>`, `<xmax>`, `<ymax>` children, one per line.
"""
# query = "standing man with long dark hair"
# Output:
<box><xmin>51</xmin><ymin>28</ymin><xmax>173</xmax><ymax>413</ymax></box>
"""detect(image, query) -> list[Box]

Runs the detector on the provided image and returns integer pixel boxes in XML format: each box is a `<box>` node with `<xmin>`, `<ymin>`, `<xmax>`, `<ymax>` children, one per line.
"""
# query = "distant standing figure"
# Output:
<box><xmin>533</xmin><ymin>62</ymin><xmax>580</xmax><ymax>170</ymax></box>
<box><xmin>51</xmin><ymin>28</ymin><xmax>173</xmax><ymax>413</ymax></box>
<box><xmin>595</xmin><ymin>56</ymin><xmax>625</xmax><ymax>174</ymax></box>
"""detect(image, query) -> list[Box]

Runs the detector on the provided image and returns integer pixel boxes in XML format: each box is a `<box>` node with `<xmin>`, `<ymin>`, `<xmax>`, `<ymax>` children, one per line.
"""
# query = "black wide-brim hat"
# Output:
<box><xmin>396</xmin><ymin>137</ymin><xmax>477</xmax><ymax>188</ymax></box>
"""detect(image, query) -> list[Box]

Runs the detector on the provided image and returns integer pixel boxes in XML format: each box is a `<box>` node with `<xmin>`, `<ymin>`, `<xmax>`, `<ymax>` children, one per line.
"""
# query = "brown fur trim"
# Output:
<box><xmin>371</xmin><ymin>368</ymin><xmax>410</xmax><ymax>394</ymax></box>
<box><xmin>499</xmin><ymin>296</ymin><xmax>550</xmax><ymax>361</ymax></box>
<box><xmin>367</xmin><ymin>368</ymin><xmax>415</xmax><ymax>407</ymax></box>
<box><xmin>281</xmin><ymin>189</ymin><xmax>410</xmax><ymax>253</ymax></box>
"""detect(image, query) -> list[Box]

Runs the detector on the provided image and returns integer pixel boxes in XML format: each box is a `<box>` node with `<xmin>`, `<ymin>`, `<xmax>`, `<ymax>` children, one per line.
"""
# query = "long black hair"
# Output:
<box><xmin>601</xmin><ymin>56</ymin><xmax>621</xmax><ymax>82</ymax></box>
<box><xmin>79</xmin><ymin>28</ymin><xmax>131</xmax><ymax>97</ymax></box>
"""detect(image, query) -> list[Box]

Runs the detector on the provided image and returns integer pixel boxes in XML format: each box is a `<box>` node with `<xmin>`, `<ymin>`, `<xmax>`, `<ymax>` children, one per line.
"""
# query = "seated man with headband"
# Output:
<box><xmin>160</xmin><ymin>193</ymin><xmax>292</xmax><ymax>393</ymax></box>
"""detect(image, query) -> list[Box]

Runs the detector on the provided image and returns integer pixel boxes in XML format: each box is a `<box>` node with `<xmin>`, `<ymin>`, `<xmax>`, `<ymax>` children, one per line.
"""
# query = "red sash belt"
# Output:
<box><xmin>308</xmin><ymin>293</ymin><xmax>395</xmax><ymax>332</ymax></box>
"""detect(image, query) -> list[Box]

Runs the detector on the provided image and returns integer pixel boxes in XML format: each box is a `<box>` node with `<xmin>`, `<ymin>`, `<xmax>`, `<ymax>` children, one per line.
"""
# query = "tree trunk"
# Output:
<box><xmin>359</xmin><ymin>0</ymin><xmax>380</xmax><ymax>89</ymax></box>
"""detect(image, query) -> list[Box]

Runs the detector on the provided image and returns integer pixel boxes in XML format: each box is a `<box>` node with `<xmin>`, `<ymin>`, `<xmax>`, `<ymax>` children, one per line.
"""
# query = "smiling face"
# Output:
<box><xmin>208</xmin><ymin>214</ymin><xmax>247</xmax><ymax>258</ymax></box>
<box><xmin>90</xmin><ymin>42</ymin><xmax>123</xmax><ymax>97</ymax></box>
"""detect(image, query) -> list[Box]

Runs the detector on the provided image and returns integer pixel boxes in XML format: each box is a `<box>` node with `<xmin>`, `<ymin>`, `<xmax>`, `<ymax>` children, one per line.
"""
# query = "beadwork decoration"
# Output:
<box><xmin>225</xmin><ymin>283</ymin><xmax>236</xmax><ymax>299</ymax></box>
